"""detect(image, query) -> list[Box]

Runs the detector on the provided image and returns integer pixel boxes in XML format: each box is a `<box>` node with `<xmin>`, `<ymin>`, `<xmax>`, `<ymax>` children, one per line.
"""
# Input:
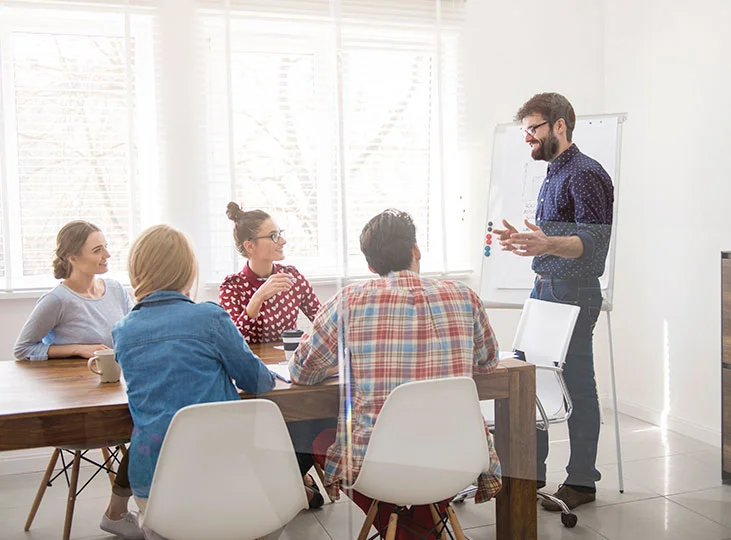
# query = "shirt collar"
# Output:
<box><xmin>242</xmin><ymin>261</ymin><xmax>281</xmax><ymax>286</ymax></box>
<box><xmin>384</xmin><ymin>269</ymin><xmax>423</xmax><ymax>287</ymax></box>
<box><xmin>547</xmin><ymin>143</ymin><xmax>579</xmax><ymax>176</ymax></box>
<box><xmin>132</xmin><ymin>290</ymin><xmax>194</xmax><ymax>310</ymax></box>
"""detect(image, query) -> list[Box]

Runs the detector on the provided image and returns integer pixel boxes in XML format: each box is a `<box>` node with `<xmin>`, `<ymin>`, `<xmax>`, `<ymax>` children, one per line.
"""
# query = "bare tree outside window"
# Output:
<box><xmin>230</xmin><ymin>51</ymin><xmax>320</xmax><ymax>259</ymax></box>
<box><xmin>12</xmin><ymin>32</ymin><xmax>135</xmax><ymax>276</ymax></box>
<box><xmin>343</xmin><ymin>49</ymin><xmax>433</xmax><ymax>260</ymax></box>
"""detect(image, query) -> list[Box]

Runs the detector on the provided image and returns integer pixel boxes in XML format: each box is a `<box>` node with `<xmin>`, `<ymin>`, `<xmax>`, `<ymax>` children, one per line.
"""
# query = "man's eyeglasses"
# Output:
<box><xmin>252</xmin><ymin>230</ymin><xmax>285</xmax><ymax>243</ymax></box>
<box><xmin>520</xmin><ymin>120</ymin><xmax>549</xmax><ymax>138</ymax></box>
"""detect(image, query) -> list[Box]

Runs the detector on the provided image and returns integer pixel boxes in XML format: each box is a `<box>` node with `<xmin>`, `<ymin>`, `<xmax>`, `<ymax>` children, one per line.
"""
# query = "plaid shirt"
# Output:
<box><xmin>289</xmin><ymin>270</ymin><xmax>502</xmax><ymax>503</ymax></box>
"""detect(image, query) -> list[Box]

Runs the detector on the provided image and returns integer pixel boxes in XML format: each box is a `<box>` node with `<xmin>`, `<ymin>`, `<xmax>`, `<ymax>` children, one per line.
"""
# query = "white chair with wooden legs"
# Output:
<box><xmin>140</xmin><ymin>400</ymin><xmax>307</xmax><ymax>540</ymax></box>
<box><xmin>349</xmin><ymin>377</ymin><xmax>491</xmax><ymax>540</ymax></box>
<box><xmin>25</xmin><ymin>443</ymin><xmax>127</xmax><ymax>540</ymax></box>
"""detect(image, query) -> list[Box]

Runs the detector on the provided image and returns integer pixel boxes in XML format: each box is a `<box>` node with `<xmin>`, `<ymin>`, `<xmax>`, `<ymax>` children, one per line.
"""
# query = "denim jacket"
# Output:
<box><xmin>113</xmin><ymin>290</ymin><xmax>275</xmax><ymax>498</ymax></box>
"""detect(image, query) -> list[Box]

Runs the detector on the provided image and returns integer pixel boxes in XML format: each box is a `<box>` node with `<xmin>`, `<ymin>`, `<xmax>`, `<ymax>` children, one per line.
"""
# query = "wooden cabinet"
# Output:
<box><xmin>722</xmin><ymin>254</ymin><xmax>731</xmax><ymax>483</ymax></box>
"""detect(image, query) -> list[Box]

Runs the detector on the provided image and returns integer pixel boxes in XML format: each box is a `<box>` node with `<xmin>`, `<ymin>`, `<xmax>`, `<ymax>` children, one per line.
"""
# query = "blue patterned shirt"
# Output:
<box><xmin>533</xmin><ymin>144</ymin><xmax>614</xmax><ymax>278</ymax></box>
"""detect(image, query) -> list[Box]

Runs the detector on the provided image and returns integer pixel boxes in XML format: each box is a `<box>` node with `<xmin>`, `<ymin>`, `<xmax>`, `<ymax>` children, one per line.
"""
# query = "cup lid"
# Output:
<box><xmin>281</xmin><ymin>329</ymin><xmax>304</xmax><ymax>338</ymax></box>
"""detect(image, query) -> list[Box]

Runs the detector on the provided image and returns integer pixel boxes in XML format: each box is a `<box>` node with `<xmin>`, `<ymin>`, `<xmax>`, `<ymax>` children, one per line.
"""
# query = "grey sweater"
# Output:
<box><xmin>14</xmin><ymin>279</ymin><xmax>133</xmax><ymax>360</ymax></box>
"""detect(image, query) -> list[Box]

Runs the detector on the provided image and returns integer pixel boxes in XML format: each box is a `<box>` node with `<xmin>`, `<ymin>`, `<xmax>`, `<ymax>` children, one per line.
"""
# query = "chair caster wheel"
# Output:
<box><xmin>561</xmin><ymin>512</ymin><xmax>578</xmax><ymax>528</ymax></box>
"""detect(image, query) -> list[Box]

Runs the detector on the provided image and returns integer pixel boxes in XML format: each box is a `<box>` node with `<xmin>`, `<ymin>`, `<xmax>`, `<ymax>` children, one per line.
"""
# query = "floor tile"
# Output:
<box><xmin>576</xmin><ymin>497</ymin><xmax>731</xmax><ymax>540</ymax></box>
<box><xmin>669</xmin><ymin>486</ymin><xmax>731</xmax><ymax>529</ymax></box>
<box><xmin>262</xmin><ymin>510</ymin><xmax>332</xmax><ymax>540</ymax></box>
<box><xmin>602</xmin><ymin>454</ymin><xmax>724</xmax><ymax>496</ymax></box>
<box><xmin>686</xmin><ymin>449</ymin><xmax>723</xmax><ymax>468</ymax></box>
<box><xmin>311</xmin><ymin>497</ymin><xmax>374</xmax><ymax>540</ymax></box>
<box><xmin>451</xmin><ymin>496</ymin><xmax>496</xmax><ymax>529</ymax></box>
<box><xmin>464</xmin><ymin>512</ymin><xmax>610</xmax><ymax>540</ymax></box>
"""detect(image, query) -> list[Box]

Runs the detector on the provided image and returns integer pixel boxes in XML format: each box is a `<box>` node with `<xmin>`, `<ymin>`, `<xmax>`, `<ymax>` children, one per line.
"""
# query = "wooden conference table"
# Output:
<box><xmin>0</xmin><ymin>344</ymin><xmax>537</xmax><ymax>539</ymax></box>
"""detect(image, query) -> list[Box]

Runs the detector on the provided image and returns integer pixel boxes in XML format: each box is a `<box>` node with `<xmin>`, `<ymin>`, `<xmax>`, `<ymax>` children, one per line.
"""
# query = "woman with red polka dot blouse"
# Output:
<box><xmin>219</xmin><ymin>202</ymin><xmax>331</xmax><ymax>509</ymax></box>
<box><xmin>219</xmin><ymin>202</ymin><xmax>322</xmax><ymax>344</ymax></box>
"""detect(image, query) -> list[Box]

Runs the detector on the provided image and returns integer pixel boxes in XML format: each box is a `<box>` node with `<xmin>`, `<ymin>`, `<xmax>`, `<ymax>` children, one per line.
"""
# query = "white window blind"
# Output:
<box><xmin>0</xmin><ymin>0</ymin><xmax>467</xmax><ymax>292</ymax></box>
<box><xmin>0</xmin><ymin>2</ymin><xmax>157</xmax><ymax>290</ymax></box>
<box><xmin>203</xmin><ymin>0</ymin><xmax>467</xmax><ymax>282</ymax></box>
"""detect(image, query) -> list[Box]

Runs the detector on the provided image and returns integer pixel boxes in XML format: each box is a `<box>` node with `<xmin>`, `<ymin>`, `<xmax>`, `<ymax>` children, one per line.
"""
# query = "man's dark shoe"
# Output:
<box><xmin>536</xmin><ymin>480</ymin><xmax>546</xmax><ymax>490</ymax></box>
<box><xmin>540</xmin><ymin>484</ymin><xmax>595</xmax><ymax>511</ymax></box>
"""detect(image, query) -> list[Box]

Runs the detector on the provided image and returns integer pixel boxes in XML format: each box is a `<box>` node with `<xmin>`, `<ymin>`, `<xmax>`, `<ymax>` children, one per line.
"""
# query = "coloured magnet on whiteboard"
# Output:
<box><xmin>483</xmin><ymin>246</ymin><xmax>491</xmax><ymax>256</ymax></box>
<box><xmin>487</xmin><ymin>221</ymin><xmax>493</xmax><ymax>227</ymax></box>
<box><xmin>486</xmin><ymin>238</ymin><xmax>492</xmax><ymax>245</ymax></box>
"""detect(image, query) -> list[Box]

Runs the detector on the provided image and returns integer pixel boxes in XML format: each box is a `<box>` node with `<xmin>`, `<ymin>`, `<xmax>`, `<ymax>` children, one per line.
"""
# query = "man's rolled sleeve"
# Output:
<box><xmin>570</xmin><ymin>171</ymin><xmax>612</xmax><ymax>262</ymax></box>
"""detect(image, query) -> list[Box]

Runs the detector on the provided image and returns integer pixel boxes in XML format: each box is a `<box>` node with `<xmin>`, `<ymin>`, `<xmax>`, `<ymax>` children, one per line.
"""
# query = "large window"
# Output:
<box><xmin>205</xmin><ymin>2</ymin><xmax>466</xmax><ymax>280</ymax></box>
<box><xmin>0</xmin><ymin>0</ymin><xmax>466</xmax><ymax>292</ymax></box>
<box><xmin>0</xmin><ymin>5</ymin><xmax>156</xmax><ymax>290</ymax></box>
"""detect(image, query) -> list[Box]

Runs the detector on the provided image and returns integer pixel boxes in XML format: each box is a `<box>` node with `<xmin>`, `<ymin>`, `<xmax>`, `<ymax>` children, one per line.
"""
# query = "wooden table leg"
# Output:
<box><xmin>25</xmin><ymin>448</ymin><xmax>60</xmax><ymax>531</ymax></box>
<box><xmin>62</xmin><ymin>450</ymin><xmax>82</xmax><ymax>540</ymax></box>
<box><xmin>494</xmin><ymin>364</ymin><xmax>536</xmax><ymax>540</ymax></box>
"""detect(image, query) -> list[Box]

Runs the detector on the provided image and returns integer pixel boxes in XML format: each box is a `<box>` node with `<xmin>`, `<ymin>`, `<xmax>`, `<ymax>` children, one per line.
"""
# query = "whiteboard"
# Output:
<box><xmin>479</xmin><ymin>114</ymin><xmax>626</xmax><ymax>309</ymax></box>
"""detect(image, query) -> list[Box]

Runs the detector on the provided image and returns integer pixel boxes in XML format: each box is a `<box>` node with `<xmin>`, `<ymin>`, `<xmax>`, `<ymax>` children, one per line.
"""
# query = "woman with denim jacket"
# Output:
<box><xmin>113</xmin><ymin>225</ymin><xmax>275</xmax><ymax>514</ymax></box>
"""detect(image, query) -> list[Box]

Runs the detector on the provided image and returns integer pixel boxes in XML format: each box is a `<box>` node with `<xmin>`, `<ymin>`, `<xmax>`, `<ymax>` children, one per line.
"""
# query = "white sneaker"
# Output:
<box><xmin>100</xmin><ymin>511</ymin><xmax>145</xmax><ymax>539</ymax></box>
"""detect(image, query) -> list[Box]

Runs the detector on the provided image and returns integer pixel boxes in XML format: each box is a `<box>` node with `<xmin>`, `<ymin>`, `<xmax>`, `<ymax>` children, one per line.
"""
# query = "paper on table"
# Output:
<box><xmin>498</xmin><ymin>350</ymin><xmax>518</xmax><ymax>360</ymax></box>
<box><xmin>273</xmin><ymin>345</ymin><xmax>284</xmax><ymax>351</ymax></box>
<box><xmin>268</xmin><ymin>363</ymin><xmax>338</xmax><ymax>384</ymax></box>
<box><xmin>269</xmin><ymin>364</ymin><xmax>292</xmax><ymax>383</ymax></box>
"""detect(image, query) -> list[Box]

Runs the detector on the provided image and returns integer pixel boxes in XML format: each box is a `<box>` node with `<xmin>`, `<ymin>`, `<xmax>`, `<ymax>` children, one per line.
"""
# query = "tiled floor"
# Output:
<box><xmin>1</xmin><ymin>410</ymin><xmax>729</xmax><ymax>539</ymax></box>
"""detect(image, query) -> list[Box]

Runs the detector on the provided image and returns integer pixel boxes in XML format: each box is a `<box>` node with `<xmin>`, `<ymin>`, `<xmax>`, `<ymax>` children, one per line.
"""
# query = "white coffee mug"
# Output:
<box><xmin>87</xmin><ymin>349</ymin><xmax>121</xmax><ymax>383</ymax></box>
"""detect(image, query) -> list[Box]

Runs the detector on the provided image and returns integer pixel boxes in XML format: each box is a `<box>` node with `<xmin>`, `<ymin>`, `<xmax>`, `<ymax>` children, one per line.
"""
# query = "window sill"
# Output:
<box><xmin>2</xmin><ymin>269</ymin><xmax>475</xmax><ymax>300</ymax></box>
<box><xmin>201</xmin><ymin>268</ymin><xmax>474</xmax><ymax>292</ymax></box>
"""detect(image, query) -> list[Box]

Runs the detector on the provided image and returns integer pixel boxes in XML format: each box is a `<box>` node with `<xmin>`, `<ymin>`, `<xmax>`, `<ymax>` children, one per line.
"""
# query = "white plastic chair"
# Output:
<box><xmin>140</xmin><ymin>400</ymin><xmax>307</xmax><ymax>540</ymax></box>
<box><xmin>350</xmin><ymin>376</ymin><xmax>490</xmax><ymax>540</ymax></box>
<box><xmin>454</xmin><ymin>299</ymin><xmax>581</xmax><ymax>528</ymax></box>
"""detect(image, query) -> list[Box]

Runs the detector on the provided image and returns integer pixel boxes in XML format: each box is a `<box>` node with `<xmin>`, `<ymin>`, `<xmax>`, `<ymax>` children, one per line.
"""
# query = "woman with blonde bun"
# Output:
<box><xmin>219</xmin><ymin>202</ymin><xmax>333</xmax><ymax>509</ymax></box>
<box><xmin>113</xmin><ymin>225</ymin><xmax>275</xmax><ymax>512</ymax></box>
<box><xmin>219</xmin><ymin>201</ymin><xmax>321</xmax><ymax>343</ymax></box>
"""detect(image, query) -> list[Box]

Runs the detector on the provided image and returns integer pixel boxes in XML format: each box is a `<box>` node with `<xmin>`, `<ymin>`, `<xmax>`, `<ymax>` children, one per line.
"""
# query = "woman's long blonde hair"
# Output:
<box><xmin>128</xmin><ymin>225</ymin><xmax>198</xmax><ymax>302</ymax></box>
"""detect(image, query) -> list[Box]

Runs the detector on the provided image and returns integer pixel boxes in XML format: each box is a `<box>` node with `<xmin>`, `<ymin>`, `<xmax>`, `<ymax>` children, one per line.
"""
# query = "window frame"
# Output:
<box><xmin>0</xmin><ymin>5</ymin><xmax>158</xmax><ymax>291</ymax></box>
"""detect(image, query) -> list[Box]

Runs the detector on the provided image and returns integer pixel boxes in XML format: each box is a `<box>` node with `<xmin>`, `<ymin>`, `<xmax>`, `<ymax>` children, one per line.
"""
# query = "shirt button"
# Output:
<box><xmin>540</xmin><ymin>198</ymin><xmax>544</xmax><ymax>202</ymax></box>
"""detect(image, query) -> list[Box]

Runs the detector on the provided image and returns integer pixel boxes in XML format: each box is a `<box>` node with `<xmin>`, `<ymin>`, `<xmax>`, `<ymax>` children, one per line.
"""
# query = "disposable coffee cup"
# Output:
<box><xmin>87</xmin><ymin>349</ymin><xmax>121</xmax><ymax>383</ymax></box>
<box><xmin>282</xmin><ymin>329</ymin><xmax>304</xmax><ymax>361</ymax></box>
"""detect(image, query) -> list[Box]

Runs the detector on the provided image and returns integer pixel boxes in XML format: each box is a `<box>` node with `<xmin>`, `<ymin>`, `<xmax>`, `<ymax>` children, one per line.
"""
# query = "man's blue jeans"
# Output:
<box><xmin>530</xmin><ymin>276</ymin><xmax>602</xmax><ymax>491</ymax></box>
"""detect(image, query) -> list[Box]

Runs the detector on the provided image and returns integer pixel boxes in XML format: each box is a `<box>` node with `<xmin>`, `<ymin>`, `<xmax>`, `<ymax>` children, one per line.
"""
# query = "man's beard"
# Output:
<box><xmin>531</xmin><ymin>131</ymin><xmax>560</xmax><ymax>162</ymax></box>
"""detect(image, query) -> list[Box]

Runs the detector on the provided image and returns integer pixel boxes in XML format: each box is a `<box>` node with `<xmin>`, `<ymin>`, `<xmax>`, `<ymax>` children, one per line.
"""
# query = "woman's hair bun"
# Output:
<box><xmin>226</xmin><ymin>201</ymin><xmax>244</xmax><ymax>222</ymax></box>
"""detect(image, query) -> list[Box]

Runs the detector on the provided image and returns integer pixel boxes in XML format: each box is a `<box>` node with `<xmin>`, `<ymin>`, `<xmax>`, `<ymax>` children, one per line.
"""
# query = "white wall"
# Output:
<box><xmin>463</xmin><ymin>0</ymin><xmax>729</xmax><ymax>447</ymax></box>
<box><xmin>461</xmin><ymin>0</ymin><xmax>612</xmax><ymax>393</ymax></box>
<box><xmin>602</xmin><ymin>0</ymin><xmax>731</xmax><ymax>444</ymax></box>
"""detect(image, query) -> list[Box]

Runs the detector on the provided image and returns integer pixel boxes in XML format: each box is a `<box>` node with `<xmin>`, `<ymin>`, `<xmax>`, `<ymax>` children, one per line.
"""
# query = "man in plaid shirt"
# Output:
<box><xmin>289</xmin><ymin>209</ymin><xmax>502</xmax><ymax>536</ymax></box>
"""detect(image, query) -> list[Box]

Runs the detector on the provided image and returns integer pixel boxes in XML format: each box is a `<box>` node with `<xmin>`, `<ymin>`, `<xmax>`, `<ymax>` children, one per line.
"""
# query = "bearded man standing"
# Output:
<box><xmin>494</xmin><ymin>92</ymin><xmax>614</xmax><ymax>511</ymax></box>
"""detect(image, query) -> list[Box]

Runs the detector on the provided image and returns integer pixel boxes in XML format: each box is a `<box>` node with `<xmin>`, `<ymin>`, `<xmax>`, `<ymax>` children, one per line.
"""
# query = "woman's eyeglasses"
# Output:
<box><xmin>252</xmin><ymin>230</ymin><xmax>285</xmax><ymax>243</ymax></box>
